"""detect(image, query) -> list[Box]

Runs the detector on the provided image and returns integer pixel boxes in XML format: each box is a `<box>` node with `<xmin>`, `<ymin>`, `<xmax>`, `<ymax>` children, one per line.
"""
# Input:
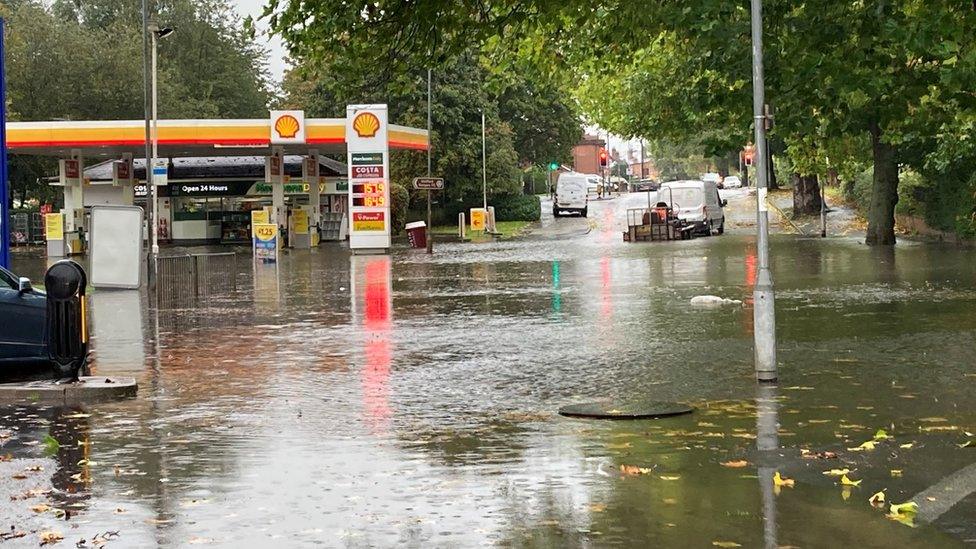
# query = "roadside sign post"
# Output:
<box><xmin>0</xmin><ymin>18</ymin><xmax>9</xmax><ymax>269</ymax></box>
<box><xmin>413</xmin><ymin>177</ymin><xmax>444</xmax><ymax>254</ymax></box>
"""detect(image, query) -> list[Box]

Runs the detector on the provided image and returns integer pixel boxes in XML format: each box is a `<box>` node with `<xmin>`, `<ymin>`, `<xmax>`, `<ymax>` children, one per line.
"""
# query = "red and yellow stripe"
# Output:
<box><xmin>6</xmin><ymin>119</ymin><xmax>429</xmax><ymax>150</ymax></box>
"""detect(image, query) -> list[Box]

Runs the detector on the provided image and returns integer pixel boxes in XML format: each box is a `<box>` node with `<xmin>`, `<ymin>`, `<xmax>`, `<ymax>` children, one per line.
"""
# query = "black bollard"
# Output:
<box><xmin>44</xmin><ymin>260</ymin><xmax>89</xmax><ymax>382</ymax></box>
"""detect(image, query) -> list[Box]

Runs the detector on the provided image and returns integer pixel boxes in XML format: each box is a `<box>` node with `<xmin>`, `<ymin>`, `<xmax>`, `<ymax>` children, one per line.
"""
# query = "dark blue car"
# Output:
<box><xmin>0</xmin><ymin>266</ymin><xmax>49</xmax><ymax>367</ymax></box>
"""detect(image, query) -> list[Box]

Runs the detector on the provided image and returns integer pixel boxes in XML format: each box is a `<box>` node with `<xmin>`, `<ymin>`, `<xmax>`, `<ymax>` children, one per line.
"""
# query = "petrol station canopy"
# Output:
<box><xmin>5</xmin><ymin>116</ymin><xmax>429</xmax><ymax>157</ymax></box>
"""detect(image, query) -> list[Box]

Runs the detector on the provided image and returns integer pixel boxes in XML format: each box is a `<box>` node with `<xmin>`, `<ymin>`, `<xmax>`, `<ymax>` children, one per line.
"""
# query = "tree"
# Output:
<box><xmin>263</xmin><ymin>0</ymin><xmax>976</xmax><ymax>245</ymax></box>
<box><xmin>3</xmin><ymin>0</ymin><xmax>272</xmax><ymax>205</ymax></box>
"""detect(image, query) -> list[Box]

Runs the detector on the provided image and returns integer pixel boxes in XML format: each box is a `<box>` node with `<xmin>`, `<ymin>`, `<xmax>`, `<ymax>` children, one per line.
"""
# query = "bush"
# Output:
<box><xmin>390</xmin><ymin>183</ymin><xmax>409</xmax><ymax>234</ymax></box>
<box><xmin>407</xmin><ymin>193</ymin><xmax>541</xmax><ymax>227</ymax></box>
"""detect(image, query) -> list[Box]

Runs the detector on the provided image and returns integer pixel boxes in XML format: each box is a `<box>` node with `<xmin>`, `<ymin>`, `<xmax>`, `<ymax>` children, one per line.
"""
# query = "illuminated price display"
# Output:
<box><xmin>352</xmin><ymin>180</ymin><xmax>386</xmax><ymax>207</ymax></box>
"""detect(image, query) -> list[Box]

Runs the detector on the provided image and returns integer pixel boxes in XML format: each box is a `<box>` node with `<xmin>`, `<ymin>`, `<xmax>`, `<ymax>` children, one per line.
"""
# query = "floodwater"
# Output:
<box><xmin>3</xmin><ymin>191</ymin><xmax>976</xmax><ymax>547</ymax></box>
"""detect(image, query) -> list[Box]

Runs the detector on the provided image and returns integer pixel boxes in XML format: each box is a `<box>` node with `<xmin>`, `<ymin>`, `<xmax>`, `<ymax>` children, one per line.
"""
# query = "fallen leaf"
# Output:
<box><xmin>24</xmin><ymin>465</ymin><xmax>43</xmax><ymax>472</ymax></box>
<box><xmin>31</xmin><ymin>503</ymin><xmax>52</xmax><ymax>513</ymax></box>
<box><xmin>890</xmin><ymin>501</ymin><xmax>919</xmax><ymax>515</ymax></box>
<box><xmin>39</xmin><ymin>531</ymin><xmax>63</xmax><ymax>545</ymax></box>
<box><xmin>721</xmin><ymin>460</ymin><xmax>749</xmax><ymax>468</ymax></box>
<box><xmin>848</xmin><ymin>440</ymin><xmax>876</xmax><ymax>452</ymax></box>
<box><xmin>823</xmin><ymin>468</ymin><xmax>851</xmax><ymax>477</ymax></box>
<box><xmin>885</xmin><ymin>512</ymin><xmax>916</xmax><ymax>527</ymax></box>
<box><xmin>841</xmin><ymin>485</ymin><xmax>853</xmax><ymax>501</ymax></box>
<box><xmin>920</xmin><ymin>425</ymin><xmax>958</xmax><ymax>432</ymax></box>
<box><xmin>659</xmin><ymin>475</ymin><xmax>681</xmax><ymax>481</ymax></box>
<box><xmin>869</xmin><ymin>491</ymin><xmax>886</xmax><ymax>507</ymax></box>
<box><xmin>925</xmin><ymin>496</ymin><xmax>937</xmax><ymax>502</ymax></box>
<box><xmin>11</xmin><ymin>473</ymin><xmax>27</xmax><ymax>480</ymax></box>
<box><xmin>919</xmin><ymin>417</ymin><xmax>948</xmax><ymax>423</ymax></box>
<box><xmin>619</xmin><ymin>464</ymin><xmax>652</xmax><ymax>476</ymax></box>
<box><xmin>0</xmin><ymin>530</ymin><xmax>26</xmax><ymax>541</ymax></box>
<box><xmin>662</xmin><ymin>498</ymin><xmax>677</xmax><ymax>504</ymax></box>
<box><xmin>840</xmin><ymin>474</ymin><xmax>862</xmax><ymax>487</ymax></box>
<box><xmin>899</xmin><ymin>443</ymin><xmax>914</xmax><ymax>449</ymax></box>
<box><xmin>773</xmin><ymin>471</ymin><xmax>795</xmax><ymax>488</ymax></box>
<box><xmin>873</xmin><ymin>429</ymin><xmax>891</xmax><ymax>441</ymax></box>
<box><xmin>712</xmin><ymin>542</ymin><xmax>742</xmax><ymax>548</ymax></box>
<box><xmin>63</xmin><ymin>413</ymin><xmax>91</xmax><ymax>419</ymax></box>
<box><xmin>958</xmin><ymin>440</ymin><xmax>975</xmax><ymax>448</ymax></box>
<box><xmin>891</xmin><ymin>470</ymin><xmax>903</xmax><ymax>477</ymax></box>
<box><xmin>589</xmin><ymin>503</ymin><xmax>606</xmax><ymax>513</ymax></box>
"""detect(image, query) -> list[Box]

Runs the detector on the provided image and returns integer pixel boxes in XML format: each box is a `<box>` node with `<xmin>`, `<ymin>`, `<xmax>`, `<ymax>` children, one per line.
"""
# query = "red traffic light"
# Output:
<box><xmin>599</xmin><ymin>149</ymin><xmax>608</xmax><ymax>167</ymax></box>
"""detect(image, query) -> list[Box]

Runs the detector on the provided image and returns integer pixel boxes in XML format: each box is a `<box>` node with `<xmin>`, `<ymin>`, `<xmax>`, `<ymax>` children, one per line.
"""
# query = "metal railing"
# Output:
<box><xmin>154</xmin><ymin>252</ymin><xmax>238</xmax><ymax>308</ymax></box>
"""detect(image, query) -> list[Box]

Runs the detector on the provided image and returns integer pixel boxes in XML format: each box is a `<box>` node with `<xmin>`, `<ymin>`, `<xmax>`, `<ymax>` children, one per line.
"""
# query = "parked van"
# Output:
<box><xmin>554</xmin><ymin>173</ymin><xmax>589</xmax><ymax>217</ymax></box>
<box><xmin>659</xmin><ymin>180</ymin><xmax>726</xmax><ymax>235</ymax></box>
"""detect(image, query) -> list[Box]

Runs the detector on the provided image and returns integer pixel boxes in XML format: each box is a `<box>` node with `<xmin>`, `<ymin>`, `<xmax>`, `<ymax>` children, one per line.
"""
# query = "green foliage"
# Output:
<box><xmin>4</xmin><ymin>0</ymin><xmax>272</xmax><ymax>204</ymax></box>
<box><xmin>492</xmin><ymin>195</ymin><xmax>541</xmax><ymax>222</ymax></box>
<box><xmin>42</xmin><ymin>434</ymin><xmax>59</xmax><ymax>456</ymax></box>
<box><xmin>389</xmin><ymin>183</ymin><xmax>410</xmax><ymax>234</ymax></box>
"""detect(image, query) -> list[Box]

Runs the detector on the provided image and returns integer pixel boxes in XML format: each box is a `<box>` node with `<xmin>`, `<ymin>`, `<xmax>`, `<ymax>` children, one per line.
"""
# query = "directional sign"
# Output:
<box><xmin>412</xmin><ymin>177</ymin><xmax>444</xmax><ymax>190</ymax></box>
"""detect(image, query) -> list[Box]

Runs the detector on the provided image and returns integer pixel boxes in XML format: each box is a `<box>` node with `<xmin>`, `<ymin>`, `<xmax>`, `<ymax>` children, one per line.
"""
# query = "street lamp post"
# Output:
<box><xmin>148</xmin><ymin>24</ymin><xmax>173</xmax><ymax>262</ymax></box>
<box><xmin>750</xmin><ymin>0</ymin><xmax>778</xmax><ymax>382</ymax></box>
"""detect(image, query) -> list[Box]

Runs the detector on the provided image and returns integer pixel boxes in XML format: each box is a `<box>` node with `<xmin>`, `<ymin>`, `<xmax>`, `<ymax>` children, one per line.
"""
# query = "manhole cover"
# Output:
<box><xmin>558</xmin><ymin>401</ymin><xmax>693</xmax><ymax>419</ymax></box>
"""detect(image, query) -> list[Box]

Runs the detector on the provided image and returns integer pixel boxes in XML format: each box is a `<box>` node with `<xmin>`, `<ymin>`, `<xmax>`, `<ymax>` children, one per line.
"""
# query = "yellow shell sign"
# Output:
<box><xmin>269</xmin><ymin>110</ymin><xmax>305</xmax><ymax>144</ymax></box>
<box><xmin>274</xmin><ymin>115</ymin><xmax>300</xmax><ymax>139</ymax></box>
<box><xmin>353</xmin><ymin>112</ymin><xmax>380</xmax><ymax>138</ymax></box>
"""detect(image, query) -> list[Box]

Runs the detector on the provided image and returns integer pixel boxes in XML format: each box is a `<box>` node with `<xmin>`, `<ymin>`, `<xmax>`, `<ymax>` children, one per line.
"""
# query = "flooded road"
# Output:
<box><xmin>4</xmin><ymin>192</ymin><xmax>976</xmax><ymax>547</ymax></box>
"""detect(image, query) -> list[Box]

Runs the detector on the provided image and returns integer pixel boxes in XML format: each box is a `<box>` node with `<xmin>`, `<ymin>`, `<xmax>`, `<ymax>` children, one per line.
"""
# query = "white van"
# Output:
<box><xmin>659</xmin><ymin>180</ymin><xmax>726</xmax><ymax>235</ymax></box>
<box><xmin>554</xmin><ymin>173</ymin><xmax>589</xmax><ymax>217</ymax></box>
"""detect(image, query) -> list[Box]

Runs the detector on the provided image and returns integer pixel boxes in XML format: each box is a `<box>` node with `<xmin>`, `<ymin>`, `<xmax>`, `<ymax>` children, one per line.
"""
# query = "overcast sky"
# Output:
<box><xmin>235</xmin><ymin>0</ymin><xmax>289</xmax><ymax>84</ymax></box>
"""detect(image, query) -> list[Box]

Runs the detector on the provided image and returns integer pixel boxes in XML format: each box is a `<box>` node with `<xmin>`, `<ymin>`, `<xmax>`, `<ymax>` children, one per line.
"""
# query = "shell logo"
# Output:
<box><xmin>353</xmin><ymin>112</ymin><xmax>381</xmax><ymax>138</ymax></box>
<box><xmin>274</xmin><ymin>114</ymin><xmax>301</xmax><ymax>139</ymax></box>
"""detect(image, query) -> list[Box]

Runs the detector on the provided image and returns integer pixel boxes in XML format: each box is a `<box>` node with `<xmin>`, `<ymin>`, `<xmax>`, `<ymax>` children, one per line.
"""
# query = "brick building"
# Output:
<box><xmin>572</xmin><ymin>134</ymin><xmax>605</xmax><ymax>175</ymax></box>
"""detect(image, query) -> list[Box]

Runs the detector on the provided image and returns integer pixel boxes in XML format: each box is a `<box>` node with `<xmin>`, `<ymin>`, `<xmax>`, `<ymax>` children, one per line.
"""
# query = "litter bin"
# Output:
<box><xmin>405</xmin><ymin>221</ymin><xmax>427</xmax><ymax>249</ymax></box>
<box><xmin>44</xmin><ymin>260</ymin><xmax>89</xmax><ymax>381</ymax></box>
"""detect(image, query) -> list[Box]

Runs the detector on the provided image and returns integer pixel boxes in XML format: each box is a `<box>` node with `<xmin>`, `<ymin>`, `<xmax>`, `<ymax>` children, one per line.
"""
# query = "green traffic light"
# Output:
<box><xmin>548</xmin><ymin>162</ymin><xmax>559</xmax><ymax>170</ymax></box>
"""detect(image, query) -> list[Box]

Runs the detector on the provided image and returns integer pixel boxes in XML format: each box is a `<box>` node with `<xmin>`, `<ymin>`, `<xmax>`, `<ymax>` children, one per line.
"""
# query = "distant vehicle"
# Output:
<box><xmin>585</xmin><ymin>175</ymin><xmax>601</xmax><ymax>194</ymax></box>
<box><xmin>0</xmin><ymin>266</ymin><xmax>48</xmax><ymax>367</ymax></box>
<box><xmin>723</xmin><ymin>175</ymin><xmax>742</xmax><ymax>188</ymax></box>
<box><xmin>660</xmin><ymin>180</ymin><xmax>727</xmax><ymax>235</ymax></box>
<box><xmin>702</xmin><ymin>172</ymin><xmax>722</xmax><ymax>185</ymax></box>
<box><xmin>633</xmin><ymin>179</ymin><xmax>658</xmax><ymax>192</ymax></box>
<box><xmin>554</xmin><ymin>173</ymin><xmax>589</xmax><ymax>217</ymax></box>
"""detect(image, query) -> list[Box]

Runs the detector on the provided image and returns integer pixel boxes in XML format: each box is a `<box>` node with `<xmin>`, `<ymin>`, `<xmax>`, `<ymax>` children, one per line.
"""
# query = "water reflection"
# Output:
<box><xmin>352</xmin><ymin>256</ymin><xmax>393</xmax><ymax>434</ymax></box>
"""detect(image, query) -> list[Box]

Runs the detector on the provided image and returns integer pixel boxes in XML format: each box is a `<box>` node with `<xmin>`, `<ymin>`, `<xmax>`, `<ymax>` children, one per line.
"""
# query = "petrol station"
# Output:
<box><xmin>6</xmin><ymin>106</ymin><xmax>429</xmax><ymax>255</ymax></box>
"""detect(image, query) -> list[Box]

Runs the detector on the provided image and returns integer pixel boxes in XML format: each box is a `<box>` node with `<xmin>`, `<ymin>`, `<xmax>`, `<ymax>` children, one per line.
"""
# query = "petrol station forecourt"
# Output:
<box><xmin>8</xmin><ymin>108</ymin><xmax>428</xmax><ymax>256</ymax></box>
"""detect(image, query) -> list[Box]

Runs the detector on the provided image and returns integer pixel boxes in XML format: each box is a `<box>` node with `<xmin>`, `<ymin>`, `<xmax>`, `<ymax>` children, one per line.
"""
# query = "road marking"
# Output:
<box><xmin>912</xmin><ymin>461</ymin><xmax>976</xmax><ymax>523</ymax></box>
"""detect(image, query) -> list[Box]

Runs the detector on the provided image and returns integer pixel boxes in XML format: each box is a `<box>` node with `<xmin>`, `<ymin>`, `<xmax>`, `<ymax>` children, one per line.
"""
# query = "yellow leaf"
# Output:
<box><xmin>885</xmin><ymin>512</ymin><xmax>917</xmax><ymax>527</ymax></box>
<box><xmin>891</xmin><ymin>469</ymin><xmax>903</xmax><ymax>477</ymax></box>
<box><xmin>773</xmin><ymin>471</ymin><xmax>795</xmax><ymax>488</ymax></box>
<box><xmin>659</xmin><ymin>475</ymin><xmax>681</xmax><ymax>481</ymax></box>
<box><xmin>712</xmin><ymin>542</ymin><xmax>742</xmax><ymax>548</ymax></box>
<box><xmin>899</xmin><ymin>443</ymin><xmax>914</xmax><ymax>449</ymax></box>
<box><xmin>589</xmin><ymin>503</ymin><xmax>607</xmax><ymax>513</ymax></box>
<box><xmin>848</xmin><ymin>440</ymin><xmax>876</xmax><ymax>451</ymax></box>
<box><xmin>721</xmin><ymin>460</ymin><xmax>749</xmax><ymax>468</ymax></box>
<box><xmin>31</xmin><ymin>503</ymin><xmax>51</xmax><ymax>513</ymax></box>
<box><xmin>873</xmin><ymin>429</ymin><xmax>891</xmax><ymax>441</ymax></box>
<box><xmin>840</xmin><ymin>474</ymin><xmax>862</xmax><ymax>486</ymax></box>
<box><xmin>841</xmin><ymin>485</ymin><xmax>852</xmax><ymax>501</ymax></box>
<box><xmin>822</xmin><ymin>468</ymin><xmax>850</xmax><ymax>477</ymax></box>
<box><xmin>890</xmin><ymin>501</ymin><xmax>919</xmax><ymax>515</ymax></box>
<box><xmin>869</xmin><ymin>491</ymin><xmax>886</xmax><ymax>507</ymax></box>
<box><xmin>958</xmin><ymin>440</ymin><xmax>975</xmax><ymax>448</ymax></box>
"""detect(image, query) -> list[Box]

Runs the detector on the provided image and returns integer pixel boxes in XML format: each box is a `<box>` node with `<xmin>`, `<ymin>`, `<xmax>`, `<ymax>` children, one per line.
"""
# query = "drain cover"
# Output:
<box><xmin>558</xmin><ymin>401</ymin><xmax>693</xmax><ymax>419</ymax></box>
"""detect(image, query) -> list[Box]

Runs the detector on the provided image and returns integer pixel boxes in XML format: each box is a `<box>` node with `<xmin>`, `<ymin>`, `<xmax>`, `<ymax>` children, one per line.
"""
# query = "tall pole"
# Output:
<box><xmin>150</xmin><ymin>32</ymin><xmax>160</xmax><ymax>260</ymax></box>
<box><xmin>142</xmin><ymin>1</ymin><xmax>155</xmax><ymax>293</ymax></box>
<box><xmin>481</xmin><ymin>110</ymin><xmax>487</xmax><ymax>213</ymax></box>
<box><xmin>426</xmin><ymin>68</ymin><xmax>433</xmax><ymax>254</ymax></box>
<box><xmin>751</xmin><ymin>0</ymin><xmax>777</xmax><ymax>382</ymax></box>
<box><xmin>0</xmin><ymin>18</ymin><xmax>9</xmax><ymax>270</ymax></box>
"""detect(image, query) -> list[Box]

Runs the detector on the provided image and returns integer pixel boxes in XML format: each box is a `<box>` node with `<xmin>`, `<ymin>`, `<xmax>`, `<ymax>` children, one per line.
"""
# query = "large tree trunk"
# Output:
<box><xmin>791</xmin><ymin>173</ymin><xmax>822</xmax><ymax>216</ymax></box>
<box><xmin>865</xmin><ymin>122</ymin><xmax>899</xmax><ymax>245</ymax></box>
<box><xmin>766</xmin><ymin>140</ymin><xmax>779</xmax><ymax>190</ymax></box>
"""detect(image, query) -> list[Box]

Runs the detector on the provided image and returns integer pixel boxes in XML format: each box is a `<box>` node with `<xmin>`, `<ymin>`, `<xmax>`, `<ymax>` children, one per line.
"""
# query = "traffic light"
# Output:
<box><xmin>548</xmin><ymin>161</ymin><xmax>559</xmax><ymax>170</ymax></box>
<box><xmin>599</xmin><ymin>149</ymin><xmax>608</xmax><ymax>168</ymax></box>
